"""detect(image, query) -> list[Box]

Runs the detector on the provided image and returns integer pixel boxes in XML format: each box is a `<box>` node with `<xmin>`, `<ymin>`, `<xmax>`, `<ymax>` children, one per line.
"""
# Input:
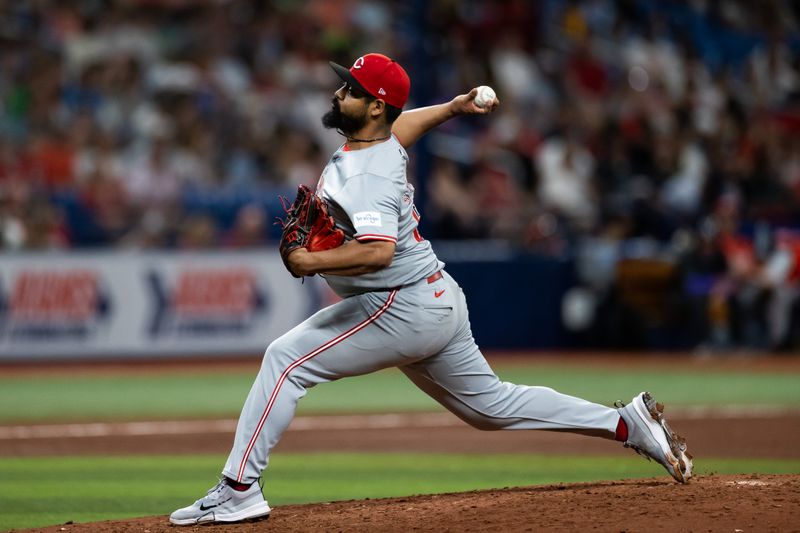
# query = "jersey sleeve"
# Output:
<box><xmin>335</xmin><ymin>173</ymin><xmax>399</xmax><ymax>243</ymax></box>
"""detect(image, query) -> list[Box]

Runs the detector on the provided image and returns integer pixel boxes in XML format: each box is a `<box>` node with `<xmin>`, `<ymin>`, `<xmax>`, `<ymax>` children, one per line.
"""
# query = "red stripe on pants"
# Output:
<box><xmin>236</xmin><ymin>289</ymin><xmax>398</xmax><ymax>482</ymax></box>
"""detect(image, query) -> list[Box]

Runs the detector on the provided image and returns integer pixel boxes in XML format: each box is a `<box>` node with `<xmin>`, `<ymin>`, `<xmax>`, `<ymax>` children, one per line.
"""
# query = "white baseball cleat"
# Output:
<box><xmin>617</xmin><ymin>392</ymin><xmax>693</xmax><ymax>483</ymax></box>
<box><xmin>169</xmin><ymin>478</ymin><xmax>271</xmax><ymax>526</ymax></box>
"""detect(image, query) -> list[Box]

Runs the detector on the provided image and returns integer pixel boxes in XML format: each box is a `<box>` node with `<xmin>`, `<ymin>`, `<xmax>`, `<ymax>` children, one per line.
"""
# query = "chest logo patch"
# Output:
<box><xmin>353</xmin><ymin>211</ymin><xmax>382</xmax><ymax>228</ymax></box>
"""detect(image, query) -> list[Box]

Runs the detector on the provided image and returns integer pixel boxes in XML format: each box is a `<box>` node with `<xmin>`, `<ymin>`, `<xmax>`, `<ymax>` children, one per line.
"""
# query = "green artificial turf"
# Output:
<box><xmin>0</xmin><ymin>364</ymin><xmax>798</xmax><ymax>423</ymax></box>
<box><xmin>1</xmin><ymin>453</ymin><xmax>798</xmax><ymax>530</ymax></box>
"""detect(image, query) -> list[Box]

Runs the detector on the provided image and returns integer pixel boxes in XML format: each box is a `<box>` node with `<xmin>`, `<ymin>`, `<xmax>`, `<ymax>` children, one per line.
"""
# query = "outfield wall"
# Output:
<box><xmin>0</xmin><ymin>251</ymin><xmax>334</xmax><ymax>360</ymax></box>
<box><xmin>0</xmin><ymin>249</ymin><xmax>573</xmax><ymax>360</ymax></box>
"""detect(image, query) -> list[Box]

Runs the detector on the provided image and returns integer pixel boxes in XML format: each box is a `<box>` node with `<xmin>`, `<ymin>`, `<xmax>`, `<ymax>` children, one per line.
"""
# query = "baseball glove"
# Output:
<box><xmin>277</xmin><ymin>185</ymin><xmax>345</xmax><ymax>277</ymax></box>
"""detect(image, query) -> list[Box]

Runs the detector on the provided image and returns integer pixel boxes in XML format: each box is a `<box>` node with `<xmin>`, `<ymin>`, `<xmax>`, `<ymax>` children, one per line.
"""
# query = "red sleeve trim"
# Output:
<box><xmin>356</xmin><ymin>234</ymin><xmax>398</xmax><ymax>243</ymax></box>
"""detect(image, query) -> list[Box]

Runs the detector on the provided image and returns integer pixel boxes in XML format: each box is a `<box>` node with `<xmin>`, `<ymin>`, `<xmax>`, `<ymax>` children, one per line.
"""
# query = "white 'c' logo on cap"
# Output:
<box><xmin>353</xmin><ymin>57</ymin><xmax>364</xmax><ymax>69</ymax></box>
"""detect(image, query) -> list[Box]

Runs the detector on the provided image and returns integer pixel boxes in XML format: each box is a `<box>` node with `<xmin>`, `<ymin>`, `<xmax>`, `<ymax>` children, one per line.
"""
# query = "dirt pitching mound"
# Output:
<box><xmin>22</xmin><ymin>474</ymin><xmax>799</xmax><ymax>532</ymax></box>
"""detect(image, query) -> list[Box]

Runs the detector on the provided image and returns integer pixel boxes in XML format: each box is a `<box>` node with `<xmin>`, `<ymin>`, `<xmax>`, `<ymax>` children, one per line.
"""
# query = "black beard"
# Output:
<box><xmin>321</xmin><ymin>99</ymin><xmax>367</xmax><ymax>135</ymax></box>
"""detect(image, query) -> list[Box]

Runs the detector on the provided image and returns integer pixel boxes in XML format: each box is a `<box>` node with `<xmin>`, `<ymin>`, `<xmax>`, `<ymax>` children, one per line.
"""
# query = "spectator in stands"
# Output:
<box><xmin>177</xmin><ymin>213</ymin><xmax>218</xmax><ymax>250</ymax></box>
<box><xmin>758</xmin><ymin>229</ymin><xmax>800</xmax><ymax>350</ymax></box>
<box><xmin>1</xmin><ymin>0</ymin><xmax>799</xmax><ymax>351</ymax></box>
<box><xmin>223</xmin><ymin>204</ymin><xmax>269</xmax><ymax>249</ymax></box>
<box><xmin>535</xmin><ymin>130</ymin><xmax>597</xmax><ymax>232</ymax></box>
<box><xmin>122</xmin><ymin>132</ymin><xmax>183</xmax><ymax>207</ymax></box>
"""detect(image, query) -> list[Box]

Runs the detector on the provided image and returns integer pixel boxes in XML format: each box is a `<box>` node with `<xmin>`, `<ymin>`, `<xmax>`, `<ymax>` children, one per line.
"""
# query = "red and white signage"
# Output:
<box><xmin>0</xmin><ymin>251</ymin><xmax>327</xmax><ymax>360</ymax></box>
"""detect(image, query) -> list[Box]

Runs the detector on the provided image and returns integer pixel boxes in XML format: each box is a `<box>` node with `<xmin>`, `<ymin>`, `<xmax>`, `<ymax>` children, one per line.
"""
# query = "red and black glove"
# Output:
<box><xmin>277</xmin><ymin>185</ymin><xmax>345</xmax><ymax>277</ymax></box>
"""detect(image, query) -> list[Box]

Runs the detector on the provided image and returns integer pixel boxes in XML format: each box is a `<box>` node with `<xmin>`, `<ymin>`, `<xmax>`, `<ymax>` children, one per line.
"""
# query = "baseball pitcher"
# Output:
<box><xmin>170</xmin><ymin>53</ymin><xmax>693</xmax><ymax>526</ymax></box>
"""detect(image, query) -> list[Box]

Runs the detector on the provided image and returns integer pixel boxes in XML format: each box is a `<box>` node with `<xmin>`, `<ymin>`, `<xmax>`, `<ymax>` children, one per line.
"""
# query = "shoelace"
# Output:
<box><xmin>200</xmin><ymin>478</ymin><xmax>228</xmax><ymax>503</ymax></box>
<box><xmin>205</xmin><ymin>477</ymin><xmax>264</xmax><ymax>498</ymax></box>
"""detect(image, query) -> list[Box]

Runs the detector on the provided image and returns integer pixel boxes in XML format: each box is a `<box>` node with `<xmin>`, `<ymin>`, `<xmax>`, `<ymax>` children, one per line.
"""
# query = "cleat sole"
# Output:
<box><xmin>642</xmin><ymin>392</ymin><xmax>693</xmax><ymax>483</ymax></box>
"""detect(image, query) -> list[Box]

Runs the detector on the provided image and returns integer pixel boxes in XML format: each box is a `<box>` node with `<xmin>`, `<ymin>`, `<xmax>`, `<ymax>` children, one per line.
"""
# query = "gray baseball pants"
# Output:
<box><xmin>223</xmin><ymin>270</ymin><xmax>620</xmax><ymax>483</ymax></box>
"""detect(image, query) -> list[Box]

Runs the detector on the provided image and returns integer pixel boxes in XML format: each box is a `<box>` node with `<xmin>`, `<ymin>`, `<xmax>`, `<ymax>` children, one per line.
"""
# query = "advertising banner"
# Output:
<box><xmin>0</xmin><ymin>251</ymin><xmax>327</xmax><ymax>360</ymax></box>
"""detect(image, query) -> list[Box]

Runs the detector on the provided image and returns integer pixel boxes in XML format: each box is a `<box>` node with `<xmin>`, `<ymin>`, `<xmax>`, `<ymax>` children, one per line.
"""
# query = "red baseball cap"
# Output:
<box><xmin>329</xmin><ymin>53</ymin><xmax>410</xmax><ymax>109</ymax></box>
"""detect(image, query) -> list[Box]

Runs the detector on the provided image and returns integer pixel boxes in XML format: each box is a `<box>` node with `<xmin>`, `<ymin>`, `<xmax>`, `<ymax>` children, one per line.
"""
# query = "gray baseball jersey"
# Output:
<box><xmin>317</xmin><ymin>136</ymin><xmax>443</xmax><ymax>297</ymax></box>
<box><xmin>222</xmin><ymin>136</ymin><xmax>620</xmax><ymax>485</ymax></box>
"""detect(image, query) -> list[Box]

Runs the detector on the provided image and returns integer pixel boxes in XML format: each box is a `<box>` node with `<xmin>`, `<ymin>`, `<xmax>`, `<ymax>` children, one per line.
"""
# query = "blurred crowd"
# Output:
<box><xmin>0</xmin><ymin>0</ymin><xmax>799</xmax><ymax>350</ymax></box>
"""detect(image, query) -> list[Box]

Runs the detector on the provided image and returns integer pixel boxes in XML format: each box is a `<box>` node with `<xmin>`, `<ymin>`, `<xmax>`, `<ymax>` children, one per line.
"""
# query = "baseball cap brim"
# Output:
<box><xmin>329</xmin><ymin>61</ymin><xmax>371</xmax><ymax>97</ymax></box>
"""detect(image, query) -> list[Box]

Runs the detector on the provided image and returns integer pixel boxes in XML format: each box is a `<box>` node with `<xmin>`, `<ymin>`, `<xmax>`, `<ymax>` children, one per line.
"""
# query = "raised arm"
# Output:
<box><xmin>391</xmin><ymin>87</ymin><xmax>500</xmax><ymax>149</ymax></box>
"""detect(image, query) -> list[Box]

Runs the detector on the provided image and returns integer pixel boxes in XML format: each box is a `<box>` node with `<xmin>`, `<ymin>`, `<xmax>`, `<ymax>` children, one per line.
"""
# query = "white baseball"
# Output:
<box><xmin>474</xmin><ymin>85</ymin><xmax>496</xmax><ymax>108</ymax></box>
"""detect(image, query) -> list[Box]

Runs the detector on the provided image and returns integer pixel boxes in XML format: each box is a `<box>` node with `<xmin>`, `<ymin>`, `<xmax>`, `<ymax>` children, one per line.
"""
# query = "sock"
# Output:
<box><xmin>225</xmin><ymin>477</ymin><xmax>252</xmax><ymax>492</ymax></box>
<box><xmin>615</xmin><ymin>416</ymin><xmax>628</xmax><ymax>442</ymax></box>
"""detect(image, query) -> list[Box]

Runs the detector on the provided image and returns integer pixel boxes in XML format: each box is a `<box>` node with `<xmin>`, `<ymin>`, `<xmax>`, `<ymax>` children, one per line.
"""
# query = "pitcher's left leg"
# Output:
<box><xmin>172</xmin><ymin>289</ymin><xmax>409</xmax><ymax>526</ymax></box>
<box><xmin>222</xmin><ymin>282</ymin><xmax>459</xmax><ymax>485</ymax></box>
<box><xmin>222</xmin><ymin>289</ymin><xmax>401</xmax><ymax>484</ymax></box>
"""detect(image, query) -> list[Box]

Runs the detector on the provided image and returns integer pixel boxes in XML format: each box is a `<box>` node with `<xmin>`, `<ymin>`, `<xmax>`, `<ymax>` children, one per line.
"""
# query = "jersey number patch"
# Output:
<box><xmin>412</xmin><ymin>206</ymin><xmax>424</xmax><ymax>242</ymax></box>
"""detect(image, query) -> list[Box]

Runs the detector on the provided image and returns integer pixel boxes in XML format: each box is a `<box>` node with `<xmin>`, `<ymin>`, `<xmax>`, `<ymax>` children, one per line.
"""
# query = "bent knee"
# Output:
<box><xmin>262</xmin><ymin>337</ymin><xmax>296</xmax><ymax>367</ymax></box>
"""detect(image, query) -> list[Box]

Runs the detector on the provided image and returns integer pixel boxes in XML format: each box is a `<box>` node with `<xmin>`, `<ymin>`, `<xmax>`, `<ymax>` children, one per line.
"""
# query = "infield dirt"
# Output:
<box><xmin>17</xmin><ymin>474</ymin><xmax>800</xmax><ymax>532</ymax></box>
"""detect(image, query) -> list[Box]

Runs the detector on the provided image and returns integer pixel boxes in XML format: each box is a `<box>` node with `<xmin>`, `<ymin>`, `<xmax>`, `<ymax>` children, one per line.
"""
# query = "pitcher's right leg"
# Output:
<box><xmin>402</xmin><ymin>349</ymin><xmax>620</xmax><ymax>438</ymax></box>
<box><xmin>401</xmin><ymin>278</ymin><xmax>619</xmax><ymax>438</ymax></box>
<box><xmin>403</xmin><ymin>277</ymin><xmax>692</xmax><ymax>482</ymax></box>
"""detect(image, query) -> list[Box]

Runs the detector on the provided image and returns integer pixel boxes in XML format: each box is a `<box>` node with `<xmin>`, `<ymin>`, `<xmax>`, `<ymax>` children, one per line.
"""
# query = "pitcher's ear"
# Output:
<box><xmin>370</xmin><ymin>99</ymin><xmax>386</xmax><ymax>118</ymax></box>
